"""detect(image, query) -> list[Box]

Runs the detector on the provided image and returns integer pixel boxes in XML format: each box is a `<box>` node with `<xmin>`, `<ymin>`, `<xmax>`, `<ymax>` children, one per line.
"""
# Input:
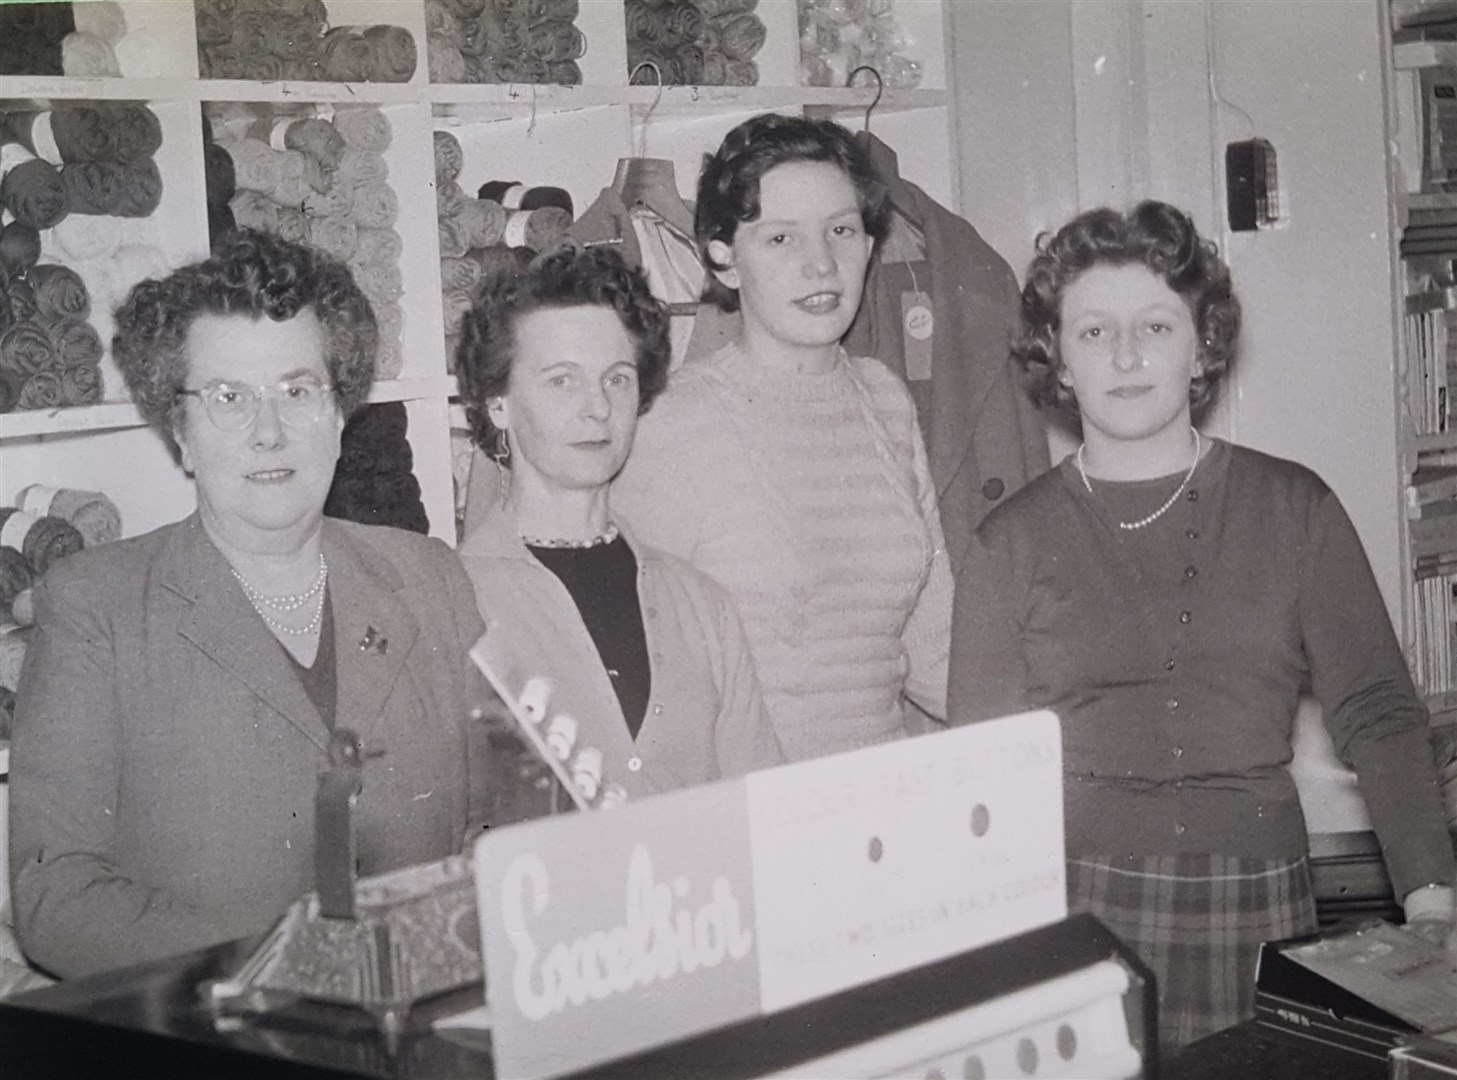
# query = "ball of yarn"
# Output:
<box><xmin>52</xmin><ymin>213</ymin><xmax>123</xmax><ymax>262</ymax></box>
<box><xmin>458</xmin><ymin>197</ymin><xmax>507</xmax><ymax>248</ymax></box>
<box><xmin>28</xmin><ymin>264</ymin><xmax>91</xmax><ymax>321</ymax></box>
<box><xmin>310</xmin><ymin>214</ymin><xmax>358</xmax><ymax>261</ymax></box>
<box><xmin>335</xmin><ymin>148</ymin><xmax>388</xmax><ymax>188</ymax></box>
<box><xmin>17</xmin><ymin>485</ymin><xmax>122</xmax><ymax>547</ymax></box>
<box><xmin>439</xmin><ymin>255</ymin><xmax>482</xmax><ymax>293</ymax></box>
<box><xmin>354</xmin><ymin>227</ymin><xmax>403</xmax><ymax>265</ymax></box>
<box><xmin>17</xmin><ymin>370</ymin><xmax>65</xmax><ymax>409</ymax></box>
<box><xmin>273</xmin><ymin>205</ymin><xmax>313</xmax><ymax>245</ymax></box>
<box><xmin>284</xmin><ymin>118</ymin><xmax>346</xmax><ymax>170</ymax></box>
<box><xmin>332</xmin><ymin>106</ymin><xmax>392</xmax><ymax>152</ymax></box>
<box><xmin>49</xmin><ymin>315</ymin><xmax>104</xmax><ymax>366</ymax></box>
<box><xmin>0</xmin><ymin>222</ymin><xmax>42</xmax><ymax>278</ymax></box>
<box><xmin>22</xmin><ymin>514</ymin><xmax>85</xmax><ymax>574</ymax></box>
<box><xmin>11</xmin><ymin>586</ymin><xmax>34</xmax><ymax>627</ymax></box>
<box><xmin>437</xmin><ymin>215</ymin><xmax>469</xmax><ymax>259</ymax></box>
<box><xmin>350</xmin><ymin>182</ymin><xmax>399</xmax><ymax>230</ymax></box>
<box><xmin>60</xmin><ymin>361</ymin><xmax>102</xmax><ymax>406</ymax></box>
<box><xmin>230</xmin><ymin>189</ymin><xmax>281</xmax><ymax>232</ymax></box>
<box><xmin>0</xmin><ymin>628</ymin><xmax>27</xmax><ymax>696</ymax></box>
<box><xmin>303</xmin><ymin>184</ymin><xmax>353</xmax><ymax>220</ymax></box>
<box><xmin>204</xmin><ymin>141</ymin><xmax>237</xmax><ymax>205</ymax></box>
<box><xmin>362</xmin><ymin>24</ymin><xmax>418</xmax><ymax>83</ymax></box>
<box><xmin>321</xmin><ymin>26</ymin><xmax>376</xmax><ymax>82</ymax></box>
<box><xmin>427</xmin><ymin>34</ymin><xmax>467</xmax><ymax>83</ymax></box>
<box><xmin>112</xmin><ymin>242</ymin><xmax>170</xmax><ymax>285</ymax></box>
<box><xmin>60</xmin><ymin>158</ymin><xmax>164</xmax><ymax>217</ymax></box>
<box><xmin>376</xmin><ymin>334</ymin><xmax>404</xmax><ymax>380</ymax></box>
<box><xmin>351</xmin><ymin>261</ymin><xmax>403</xmax><ymax>305</ymax></box>
<box><xmin>437</xmin><ymin>179</ymin><xmax>466</xmax><ymax>219</ymax></box>
<box><xmin>0</xmin><ymin>547</ymin><xmax>32</xmax><ymax>610</ymax></box>
<box><xmin>0</xmin><ymin>371</ymin><xmax>20</xmax><ymax>413</ymax></box>
<box><xmin>0</xmin><ymin>321</ymin><xmax>57</xmax><ymax>378</ymax></box>
<box><xmin>433</xmin><ymin>130</ymin><xmax>463</xmax><ymax>183</ymax></box>
<box><xmin>61</xmin><ymin>31</ymin><xmax>120</xmax><ymax>77</ymax></box>
<box><xmin>1</xmin><ymin>159</ymin><xmax>69</xmax><ymax>230</ymax></box>
<box><xmin>71</xmin><ymin>1</ymin><xmax>127</xmax><ymax>43</ymax></box>
<box><xmin>6</xmin><ymin>279</ymin><xmax>38</xmax><ymax>323</ymax></box>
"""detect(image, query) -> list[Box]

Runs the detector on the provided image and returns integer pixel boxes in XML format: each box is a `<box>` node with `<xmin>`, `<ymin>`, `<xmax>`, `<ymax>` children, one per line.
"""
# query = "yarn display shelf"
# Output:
<box><xmin>430</xmin><ymin>80</ymin><xmax>945</xmax><ymax>116</ymax></box>
<box><xmin>0</xmin><ymin>377</ymin><xmax>457</xmax><ymax>440</ymax></box>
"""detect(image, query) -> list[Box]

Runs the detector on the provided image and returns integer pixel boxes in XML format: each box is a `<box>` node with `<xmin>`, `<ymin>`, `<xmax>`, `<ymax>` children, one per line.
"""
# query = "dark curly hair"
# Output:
<box><xmin>694</xmin><ymin>112</ymin><xmax>890</xmax><ymax>312</ymax></box>
<box><xmin>1014</xmin><ymin>200</ymin><xmax>1241</xmax><ymax>425</ymax></box>
<box><xmin>454</xmin><ymin>245</ymin><xmax>672</xmax><ymax>459</ymax></box>
<box><xmin>112</xmin><ymin>229</ymin><xmax>378</xmax><ymax>461</ymax></box>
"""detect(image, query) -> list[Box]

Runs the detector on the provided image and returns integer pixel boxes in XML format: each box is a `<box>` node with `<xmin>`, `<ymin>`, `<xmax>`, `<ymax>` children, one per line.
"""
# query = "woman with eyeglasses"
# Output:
<box><xmin>8</xmin><ymin>230</ymin><xmax>489</xmax><ymax>979</ymax></box>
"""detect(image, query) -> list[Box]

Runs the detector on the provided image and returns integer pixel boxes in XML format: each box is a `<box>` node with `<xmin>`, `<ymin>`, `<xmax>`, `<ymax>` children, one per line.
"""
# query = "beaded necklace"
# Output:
<box><xmin>1076</xmin><ymin>430</ymin><xmax>1201</xmax><ymax>532</ymax></box>
<box><xmin>231</xmin><ymin>554</ymin><xmax>329</xmax><ymax>636</ymax></box>
<box><xmin>520</xmin><ymin>523</ymin><xmax>621</xmax><ymax>550</ymax></box>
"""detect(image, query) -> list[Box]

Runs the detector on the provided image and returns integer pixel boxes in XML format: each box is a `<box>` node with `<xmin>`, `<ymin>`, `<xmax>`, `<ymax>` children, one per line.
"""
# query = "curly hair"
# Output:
<box><xmin>454</xmin><ymin>245</ymin><xmax>672</xmax><ymax>459</ymax></box>
<box><xmin>1014</xmin><ymin>200</ymin><xmax>1241</xmax><ymax>425</ymax></box>
<box><xmin>694</xmin><ymin>112</ymin><xmax>890</xmax><ymax>312</ymax></box>
<box><xmin>112</xmin><ymin>229</ymin><xmax>378</xmax><ymax>460</ymax></box>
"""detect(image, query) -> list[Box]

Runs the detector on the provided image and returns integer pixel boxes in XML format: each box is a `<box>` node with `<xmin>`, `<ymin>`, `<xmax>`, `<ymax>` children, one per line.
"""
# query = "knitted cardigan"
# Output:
<box><xmin>613</xmin><ymin>343</ymin><xmax>952</xmax><ymax>762</ymax></box>
<box><xmin>948</xmin><ymin>439</ymin><xmax>1455</xmax><ymax>898</ymax></box>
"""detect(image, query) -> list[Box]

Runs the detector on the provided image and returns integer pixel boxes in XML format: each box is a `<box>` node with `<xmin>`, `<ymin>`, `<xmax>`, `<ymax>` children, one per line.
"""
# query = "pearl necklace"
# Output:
<box><xmin>521</xmin><ymin>523</ymin><xmax>620</xmax><ymax>550</ymax></box>
<box><xmin>231</xmin><ymin>553</ymin><xmax>327</xmax><ymax>611</ymax></box>
<box><xmin>232</xmin><ymin>554</ymin><xmax>329</xmax><ymax>637</ymax></box>
<box><xmin>1077</xmin><ymin>430</ymin><xmax>1202</xmax><ymax>532</ymax></box>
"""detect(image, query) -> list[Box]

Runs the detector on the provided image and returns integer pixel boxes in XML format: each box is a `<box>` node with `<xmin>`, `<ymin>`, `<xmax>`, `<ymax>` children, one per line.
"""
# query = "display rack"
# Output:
<box><xmin>0</xmin><ymin>0</ymin><xmax>959</xmax><ymax>546</ymax></box>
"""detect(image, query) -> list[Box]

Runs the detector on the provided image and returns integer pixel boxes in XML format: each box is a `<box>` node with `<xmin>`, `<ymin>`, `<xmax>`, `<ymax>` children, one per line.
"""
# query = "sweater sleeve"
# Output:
<box><xmin>1302</xmin><ymin>491</ymin><xmax>1456</xmax><ymax>897</ymax></box>
<box><xmin>708</xmin><ymin>580</ymin><xmax>785</xmax><ymax>776</ymax></box>
<box><xmin>10</xmin><ymin>573</ymin><xmax>229</xmax><ymax>978</ymax></box>
<box><xmin>901</xmin><ymin>408</ymin><xmax>951</xmax><ymax>723</ymax></box>
<box><xmin>948</xmin><ymin>516</ymin><xmax>1033</xmax><ymax>726</ymax></box>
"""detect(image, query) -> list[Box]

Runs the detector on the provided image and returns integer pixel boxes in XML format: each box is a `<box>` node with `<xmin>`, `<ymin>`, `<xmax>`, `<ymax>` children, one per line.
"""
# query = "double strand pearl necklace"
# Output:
<box><xmin>1077</xmin><ymin>429</ymin><xmax>1201</xmax><ymax>532</ymax></box>
<box><xmin>231</xmin><ymin>553</ymin><xmax>329</xmax><ymax>637</ymax></box>
<box><xmin>520</xmin><ymin>522</ymin><xmax>620</xmax><ymax>550</ymax></box>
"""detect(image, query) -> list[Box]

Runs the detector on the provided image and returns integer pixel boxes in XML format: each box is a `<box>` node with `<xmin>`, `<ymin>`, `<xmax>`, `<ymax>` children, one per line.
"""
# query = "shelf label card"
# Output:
<box><xmin>475</xmin><ymin>711</ymin><xmax>1065</xmax><ymax>1079</ymax></box>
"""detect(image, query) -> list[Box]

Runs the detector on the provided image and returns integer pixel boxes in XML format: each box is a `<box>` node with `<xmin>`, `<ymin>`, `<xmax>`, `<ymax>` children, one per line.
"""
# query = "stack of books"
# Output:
<box><xmin>1403</xmin><ymin>288</ymin><xmax>1457</xmax><ymax>434</ymax></box>
<box><xmin>1410</xmin><ymin>464</ymin><xmax>1457</xmax><ymax>697</ymax></box>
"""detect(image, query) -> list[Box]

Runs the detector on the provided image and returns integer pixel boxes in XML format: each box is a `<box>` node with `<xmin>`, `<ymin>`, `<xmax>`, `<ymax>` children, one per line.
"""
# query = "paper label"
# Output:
<box><xmin>18</xmin><ymin>484</ymin><xmax>58</xmax><ymax>517</ymax></box>
<box><xmin>504</xmin><ymin>209</ymin><xmax>531</xmax><ymax>247</ymax></box>
<box><xmin>31</xmin><ymin>112</ymin><xmax>61</xmax><ymax>164</ymax></box>
<box><xmin>0</xmin><ymin>511</ymin><xmax>39</xmax><ymax>552</ymax></box>
<box><xmin>902</xmin><ymin>290</ymin><xmax>934</xmax><ymax>381</ymax></box>
<box><xmin>475</xmin><ymin>712</ymin><xmax>1065</xmax><ymax>1078</ymax></box>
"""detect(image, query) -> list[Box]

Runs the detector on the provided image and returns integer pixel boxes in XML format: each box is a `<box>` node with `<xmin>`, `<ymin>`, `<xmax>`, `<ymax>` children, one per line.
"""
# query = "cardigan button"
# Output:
<box><xmin>1174</xmin><ymin>822</ymin><xmax>1187</xmax><ymax>835</ymax></box>
<box><xmin>982</xmin><ymin>478</ymin><xmax>1005</xmax><ymax>500</ymax></box>
<box><xmin>1184</xmin><ymin>566</ymin><xmax>1197</xmax><ymax>580</ymax></box>
<box><xmin>1167</xmin><ymin>699</ymin><xmax>1179</xmax><ymax>711</ymax></box>
<box><xmin>646</xmin><ymin>606</ymin><xmax>657</xmax><ymax>618</ymax></box>
<box><xmin>1164</xmin><ymin>659</ymin><xmax>1175</xmax><ymax>671</ymax></box>
<box><xmin>1186</xmin><ymin>490</ymin><xmax>1199</xmax><ymax>502</ymax></box>
<box><xmin>1179</xmin><ymin>611</ymin><xmax>1191</xmax><ymax>624</ymax></box>
<box><xmin>627</xmin><ymin>756</ymin><xmax>642</xmax><ymax>772</ymax></box>
<box><xmin>1172</xmin><ymin>746</ymin><xmax>1184</xmax><ymax>758</ymax></box>
<box><xmin>1185</xmin><ymin>528</ymin><xmax>1199</xmax><ymax>540</ymax></box>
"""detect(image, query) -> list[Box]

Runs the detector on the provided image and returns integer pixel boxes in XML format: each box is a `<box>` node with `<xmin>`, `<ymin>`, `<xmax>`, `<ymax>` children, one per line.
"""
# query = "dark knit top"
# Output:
<box><xmin>528</xmin><ymin>537</ymin><xmax>651</xmax><ymax>739</ymax></box>
<box><xmin>949</xmin><ymin>438</ymin><xmax>1455</xmax><ymax>897</ymax></box>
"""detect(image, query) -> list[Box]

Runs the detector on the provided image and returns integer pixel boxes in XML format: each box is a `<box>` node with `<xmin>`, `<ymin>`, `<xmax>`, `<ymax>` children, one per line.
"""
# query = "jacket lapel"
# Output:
<box><xmin>324</xmin><ymin>521</ymin><xmax>419</xmax><ymax>743</ymax></box>
<box><xmin>163</xmin><ymin>515</ymin><xmax>331</xmax><ymax>754</ymax></box>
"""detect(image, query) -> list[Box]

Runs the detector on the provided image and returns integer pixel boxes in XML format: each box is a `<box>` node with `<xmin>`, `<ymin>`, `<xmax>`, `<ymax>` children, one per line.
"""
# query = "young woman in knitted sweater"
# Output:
<box><xmin>613</xmin><ymin>114</ymin><xmax>951</xmax><ymax>762</ymax></box>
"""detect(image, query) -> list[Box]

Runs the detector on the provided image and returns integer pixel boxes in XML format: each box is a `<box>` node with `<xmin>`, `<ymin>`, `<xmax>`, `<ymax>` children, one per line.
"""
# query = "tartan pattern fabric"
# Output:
<box><xmin>1067</xmin><ymin>853</ymin><xmax>1318</xmax><ymax>1052</ymax></box>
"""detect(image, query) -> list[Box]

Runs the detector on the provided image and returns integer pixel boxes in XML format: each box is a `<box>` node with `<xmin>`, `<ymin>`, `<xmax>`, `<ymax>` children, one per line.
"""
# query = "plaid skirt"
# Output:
<box><xmin>1067</xmin><ymin>853</ymin><xmax>1318</xmax><ymax>1053</ymax></box>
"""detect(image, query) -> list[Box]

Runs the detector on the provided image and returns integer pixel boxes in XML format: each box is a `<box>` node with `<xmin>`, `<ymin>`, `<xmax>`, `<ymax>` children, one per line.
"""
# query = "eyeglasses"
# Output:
<box><xmin>177</xmin><ymin>376</ymin><xmax>336</xmax><ymax>431</ymax></box>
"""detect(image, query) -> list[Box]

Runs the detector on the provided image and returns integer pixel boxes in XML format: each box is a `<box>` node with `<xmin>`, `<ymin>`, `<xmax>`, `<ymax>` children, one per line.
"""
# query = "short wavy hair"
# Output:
<box><xmin>1014</xmin><ymin>200</ymin><xmax>1241</xmax><ymax>425</ymax></box>
<box><xmin>695</xmin><ymin>112</ymin><xmax>890</xmax><ymax>312</ymax></box>
<box><xmin>112</xmin><ymin>229</ymin><xmax>378</xmax><ymax>461</ymax></box>
<box><xmin>455</xmin><ymin>245</ymin><xmax>671</xmax><ymax>458</ymax></box>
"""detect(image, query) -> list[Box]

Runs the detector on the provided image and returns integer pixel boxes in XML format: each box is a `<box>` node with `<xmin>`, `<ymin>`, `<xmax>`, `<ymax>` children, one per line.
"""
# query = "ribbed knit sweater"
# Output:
<box><xmin>613</xmin><ymin>343</ymin><xmax>952</xmax><ymax>762</ymax></box>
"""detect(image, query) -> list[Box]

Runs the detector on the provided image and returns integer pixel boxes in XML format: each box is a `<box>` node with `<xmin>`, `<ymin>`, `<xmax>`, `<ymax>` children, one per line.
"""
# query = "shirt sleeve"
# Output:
<box><xmin>9</xmin><ymin>575</ymin><xmax>229</xmax><ymax>978</ymax></box>
<box><xmin>901</xmin><ymin>409</ymin><xmax>951</xmax><ymax>723</ymax></box>
<box><xmin>948</xmin><ymin>517</ymin><xmax>1033</xmax><ymax>726</ymax></box>
<box><xmin>1302</xmin><ymin>490</ymin><xmax>1456</xmax><ymax>897</ymax></box>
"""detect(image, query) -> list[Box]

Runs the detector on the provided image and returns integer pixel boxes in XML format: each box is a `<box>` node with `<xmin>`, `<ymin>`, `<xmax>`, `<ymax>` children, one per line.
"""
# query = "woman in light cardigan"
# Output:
<box><xmin>455</xmin><ymin>247</ymin><xmax>781</xmax><ymax>811</ymax></box>
<box><xmin>613</xmin><ymin>113</ymin><xmax>952</xmax><ymax>762</ymax></box>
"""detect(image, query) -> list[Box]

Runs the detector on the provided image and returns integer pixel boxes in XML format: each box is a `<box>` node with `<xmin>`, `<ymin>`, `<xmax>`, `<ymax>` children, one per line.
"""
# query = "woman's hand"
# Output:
<box><xmin>1402</xmin><ymin>883</ymin><xmax>1457</xmax><ymax>953</ymax></box>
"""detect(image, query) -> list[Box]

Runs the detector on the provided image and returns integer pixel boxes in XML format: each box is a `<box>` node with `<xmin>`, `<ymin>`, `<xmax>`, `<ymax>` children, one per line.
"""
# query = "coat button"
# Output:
<box><xmin>1172</xmin><ymin>746</ymin><xmax>1184</xmax><ymax>757</ymax></box>
<box><xmin>646</xmin><ymin>607</ymin><xmax>657</xmax><ymax>618</ymax></box>
<box><xmin>628</xmin><ymin>756</ymin><xmax>642</xmax><ymax>772</ymax></box>
<box><xmin>1175</xmin><ymin>822</ymin><xmax>1187</xmax><ymax>835</ymax></box>
<box><xmin>1179</xmin><ymin>611</ymin><xmax>1191</xmax><ymax>624</ymax></box>
<box><xmin>1184</xmin><ymin>566</ymin><xmax>1197</xmax><ymax>580</ymax></box>
<box><xmin>1167</xmin><ymin>698</ymin><xmax>1179</xmax><ymax>711</ymax></box>
<box><xmin>1185</xmin><ymin>528</ymin><xmax>1199</xmax><ymax>540</ymax></box>
<box><xmin>1164</xmin><ymin>659</ymin><xmax>1175</xmax><ymax>671</ymax></box>
<box><xmin>982</xmin><ymin>478</ymin><xmax>1005</xmax><ymax>501</ymax></box>
<box><xmin>1186</xmin><ymin>490</ymin><xmax>1199</xmax><ymax>502</ymax></box>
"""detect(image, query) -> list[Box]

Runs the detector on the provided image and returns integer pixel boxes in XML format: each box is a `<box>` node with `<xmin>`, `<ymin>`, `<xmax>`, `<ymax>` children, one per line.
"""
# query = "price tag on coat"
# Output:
<box><xmin>902</xmin><ymin>290</ymin><xmax>934</xmax><ymax>381</ymax></box>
